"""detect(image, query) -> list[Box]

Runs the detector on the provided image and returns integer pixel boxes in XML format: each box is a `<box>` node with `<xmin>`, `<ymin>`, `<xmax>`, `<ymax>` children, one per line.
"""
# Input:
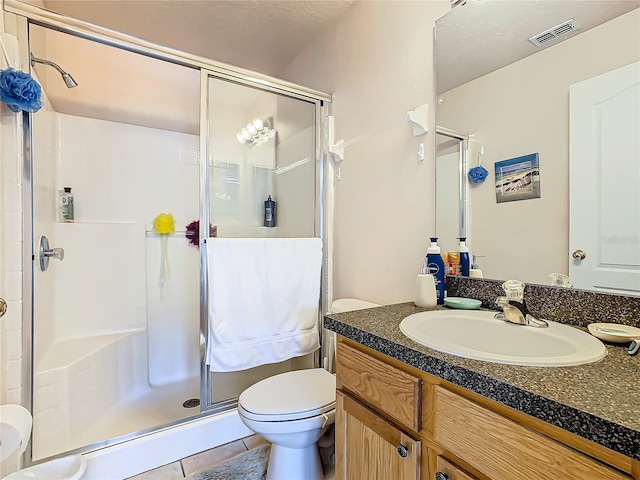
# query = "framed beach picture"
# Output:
<box><xmin>494</xmin><ymin>153</ymin><xmax>541</xmax><ymax>203</ymax></box>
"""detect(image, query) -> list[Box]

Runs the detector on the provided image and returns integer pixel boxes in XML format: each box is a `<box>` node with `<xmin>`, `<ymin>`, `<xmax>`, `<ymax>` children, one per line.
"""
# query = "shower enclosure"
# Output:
<box><xmin>10</xmin><ymin>3</ymin><xmax>330</xmax><ymax>462</ymax></box>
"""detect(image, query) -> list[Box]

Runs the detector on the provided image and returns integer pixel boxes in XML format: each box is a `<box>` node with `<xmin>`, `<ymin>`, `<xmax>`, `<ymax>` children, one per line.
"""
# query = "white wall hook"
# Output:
<box><xmin>329</xmin><ymin>139</ymin><xmax>344</xmax><ymax>163</ymax></box>
<box><xmin>418</xmin><ymin>142</ymin><xmax>425</xmax><ymax>161</ymax></box>
<box><xmin>325</xmin><ymin>115</ymin><xmax>345</xmax><ymax>163</ymax></box>
<box><xmin>407</xmin><ymin>104</ymin><xmax>429</xmax><ymax>136</ymax></box>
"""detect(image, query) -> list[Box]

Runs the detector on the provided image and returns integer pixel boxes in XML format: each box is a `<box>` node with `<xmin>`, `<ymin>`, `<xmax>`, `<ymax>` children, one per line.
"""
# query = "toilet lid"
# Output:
<box><xmin>239</xmin><ymin>369</ymin><xmax>335</xmax><ymax>421</ymax></box>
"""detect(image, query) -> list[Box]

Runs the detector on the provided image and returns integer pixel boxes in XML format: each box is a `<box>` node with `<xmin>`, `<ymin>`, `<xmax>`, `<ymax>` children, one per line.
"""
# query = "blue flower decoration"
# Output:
<box><xmin>0</xmin><ymin>68</ymin><xmax>42</xmax><ymax>113</ymax></box>
<box><xmin>468</xmin><ymin>165</ymin><xmax>489</xmax><ymax>184</ymax></box>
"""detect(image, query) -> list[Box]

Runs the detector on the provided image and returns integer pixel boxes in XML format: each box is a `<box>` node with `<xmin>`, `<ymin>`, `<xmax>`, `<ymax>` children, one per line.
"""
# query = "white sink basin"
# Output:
<box><xmin>399</xmin><ymin>310</ymin><xmax>607</xmax><ymax>367</ymax></box>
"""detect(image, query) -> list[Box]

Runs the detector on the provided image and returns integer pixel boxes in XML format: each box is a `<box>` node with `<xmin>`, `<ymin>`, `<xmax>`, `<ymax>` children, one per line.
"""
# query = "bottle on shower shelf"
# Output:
<box><xmin>264</xmin><ymin>195</ymin><xmax>276</xmax><ymax>227</ymax></box>
<box><xmin>58</xmin><ymin>187</ymin><xmax>74</xmax><ymax>223</ymax></box>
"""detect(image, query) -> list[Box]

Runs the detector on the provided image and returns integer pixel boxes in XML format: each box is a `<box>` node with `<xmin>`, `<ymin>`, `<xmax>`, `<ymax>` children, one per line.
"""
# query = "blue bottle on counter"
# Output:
<box><xmin>458</xmin><ymin>237</ymin><xmax>470</xmax><ymax>277</ymax></box>
<box><xmin>426</xmin><ymin>237</ymin><xmax>446</xmax><ymax>304</ymax></box>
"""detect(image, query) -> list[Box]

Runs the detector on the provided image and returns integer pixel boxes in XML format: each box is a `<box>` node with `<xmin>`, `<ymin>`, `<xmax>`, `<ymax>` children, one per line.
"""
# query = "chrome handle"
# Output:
<box><xmin>0</xmin><ymin>297</ymin><xmax>6</xmax><ymax>318</ymax></box>
<box><xmin>396</xmin><ymin>444</ymin><xmax>408</xmax><ymax>458</ymax></box>
<box><xmin>39</xmin><ymin>236</ymin><xmax>64</xmax><ymax>272</ymax></box>
<box><xmin>496</xmin><ymin>296</ymin><xmax>509</xmax><ymax>308</ymax></box>
<box><xmin>572</xmin><ymin>249</ymin><xmax>586</xmax><ymax>261</ymax></box>
<box><xmin>44</xmin><ymin>247</ymin><xmax>65</xmax><ymax>260</ymax></box>
<box><xmin>435</xmin><ymin>472</ymin><xmax>449</xmax><ymax>480</ymax></box>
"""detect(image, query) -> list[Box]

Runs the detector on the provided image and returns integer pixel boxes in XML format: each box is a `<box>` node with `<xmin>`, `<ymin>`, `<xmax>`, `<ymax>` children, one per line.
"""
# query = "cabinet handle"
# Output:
<box><xmin>435</xmin><ymin>472</ymin><xmax>449</xmax><ymax>480</ymax></box>
<box><xmin>396</xmin><ymin>444</ymin><xmax>408</xmax><ymax>458</ymax></box>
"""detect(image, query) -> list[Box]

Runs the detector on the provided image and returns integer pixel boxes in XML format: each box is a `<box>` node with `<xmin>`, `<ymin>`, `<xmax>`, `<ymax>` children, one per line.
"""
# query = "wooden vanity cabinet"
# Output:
<box><xmin>335</xmin><ymin>336</ymin><xmax>638</xmax><ymax>480</ymax></box>
<box><xmin>435</xmin><ymin>457</ymin><xmax>477</xmax><ymax>480</ymax></box>
<box><xmin>336</xmin><ymin>390</ymin><xmax>421</xmax><ymax>479</ymax></box>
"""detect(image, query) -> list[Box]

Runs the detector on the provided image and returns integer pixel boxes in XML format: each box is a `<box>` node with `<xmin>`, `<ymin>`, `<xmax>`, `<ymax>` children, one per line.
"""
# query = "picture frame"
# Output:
<box><xmin>495</xmin><ymin>153</ymin><xmax>541</xmax><ymax>203</ymax></box>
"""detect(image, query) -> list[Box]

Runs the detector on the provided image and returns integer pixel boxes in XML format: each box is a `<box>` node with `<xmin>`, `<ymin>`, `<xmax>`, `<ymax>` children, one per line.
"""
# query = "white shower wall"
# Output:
<box><xmin>32</xmin><ymin>112</ymin><xmax>202</xmax><ymax>458</ymax></box>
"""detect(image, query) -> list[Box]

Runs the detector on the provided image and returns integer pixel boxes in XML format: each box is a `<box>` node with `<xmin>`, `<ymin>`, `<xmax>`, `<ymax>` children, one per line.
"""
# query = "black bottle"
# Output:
<box><xmin>264</xmin><ymin>195</ymin><xmax>276</xmax><ymax>227</ymax></box>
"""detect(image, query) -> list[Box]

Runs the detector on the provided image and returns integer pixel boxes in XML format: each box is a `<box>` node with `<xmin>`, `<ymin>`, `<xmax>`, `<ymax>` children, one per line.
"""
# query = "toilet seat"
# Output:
<box><xmin>238</xmin><ymin>368</ymin><xmax>335</xmax><ymax>422</ymax></box>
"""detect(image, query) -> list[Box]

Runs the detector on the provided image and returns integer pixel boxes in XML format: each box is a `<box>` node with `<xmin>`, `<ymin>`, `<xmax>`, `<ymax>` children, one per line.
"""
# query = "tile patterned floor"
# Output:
<box><xmin>126</xmin><ymin>435</ymin><xmax>269</xmax><ymax>479</ymax></box>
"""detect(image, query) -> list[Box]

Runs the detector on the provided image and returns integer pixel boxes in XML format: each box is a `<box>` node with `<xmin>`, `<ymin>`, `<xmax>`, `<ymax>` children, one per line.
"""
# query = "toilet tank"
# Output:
<box><xmin>330</xmin><ymin>298</ymin><xmax>380</xmax><ymax>313</ymax></box>
<box><xmin>324</xmin><ymin>298</ymin><xmax>380</xmax><ymax>373</ymax></box>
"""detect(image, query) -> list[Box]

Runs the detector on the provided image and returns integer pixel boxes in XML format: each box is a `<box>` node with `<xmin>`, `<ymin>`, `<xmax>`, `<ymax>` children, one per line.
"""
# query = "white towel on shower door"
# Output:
<box><xmin>205</xmin><ymin>237</ymin><xmax>322</xmax><ymax>372</ymax></box>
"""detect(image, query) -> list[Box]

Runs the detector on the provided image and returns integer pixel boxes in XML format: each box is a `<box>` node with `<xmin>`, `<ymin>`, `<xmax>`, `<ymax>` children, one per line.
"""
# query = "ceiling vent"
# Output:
<box><xmin>529</xmin><ymin>19</ymin><xmax>581</xmax><ymax>47</ymax></box>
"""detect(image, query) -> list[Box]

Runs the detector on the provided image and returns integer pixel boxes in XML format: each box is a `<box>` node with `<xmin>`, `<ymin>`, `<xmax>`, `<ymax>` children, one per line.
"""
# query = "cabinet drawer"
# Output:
<box><xmin>435</xmin><ymin>457</ymin><xmax>477</xmax><ymax>480</ymax></box>
<box><xmin>336</xmin><ymin>342</ymin><xmax>422</xmax><ymax>430</ymax></box>
<box><xmin>434</xmin><ymin>387</ymin><xmax>628</xmax><ymax>480</ymax></box>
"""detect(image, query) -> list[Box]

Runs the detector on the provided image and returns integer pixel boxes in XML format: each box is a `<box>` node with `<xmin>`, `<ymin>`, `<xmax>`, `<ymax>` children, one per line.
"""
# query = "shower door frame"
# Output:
<box><xmin>198</xmin><ymin>70</ymin><xmax>328</xmax><ymax>412</ymax></box>
<box><xmin>7</xmin><ymin>0</ymin><xmax>331</xmax><ymax>461</ymax></box>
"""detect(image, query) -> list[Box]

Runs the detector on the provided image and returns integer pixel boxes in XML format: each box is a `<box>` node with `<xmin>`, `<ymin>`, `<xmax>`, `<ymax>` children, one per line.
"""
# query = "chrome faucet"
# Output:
<box><xmin>495</xmin><ymin>280</ymin><xmax>548</xmax><ymax>328</ymax></box>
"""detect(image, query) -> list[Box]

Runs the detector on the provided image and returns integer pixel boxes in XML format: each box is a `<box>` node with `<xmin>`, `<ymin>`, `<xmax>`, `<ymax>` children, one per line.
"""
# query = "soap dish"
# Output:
<box><xmin>587</xmin><ymin>323</ymin><xmax>640</xmax><ymax>344</ymax></box>
<box><xmin>444</xmin><ymin>297</ymin><xmax>482</xmax><ymax>310</ymax></box>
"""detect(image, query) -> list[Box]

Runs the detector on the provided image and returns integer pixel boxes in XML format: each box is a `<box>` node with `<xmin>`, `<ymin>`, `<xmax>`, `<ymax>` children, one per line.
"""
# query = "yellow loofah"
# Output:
<box><xmin>153</xmin><ymin>213</ymin><xmax>175</xmax><ymax>235</ymax></box>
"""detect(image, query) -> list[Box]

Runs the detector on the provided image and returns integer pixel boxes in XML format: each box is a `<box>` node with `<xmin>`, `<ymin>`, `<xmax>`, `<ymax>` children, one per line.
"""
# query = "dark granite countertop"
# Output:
<box><xmin>324</xmin><ymin>302</ymin><xmax>640</xmax><ymax>460</ymax></box>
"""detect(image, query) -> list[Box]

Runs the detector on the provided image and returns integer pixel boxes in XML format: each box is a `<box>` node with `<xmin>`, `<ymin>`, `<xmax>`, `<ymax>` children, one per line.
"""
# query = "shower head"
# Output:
<box><xmin>30</xmin><ymin>53</ymin><xmax>78</xmax><ymax>88</ymax></box>
<box><xmin>61</xmin><ymin>73</ymin><xmax>78</xmax><ymax>89</ymax></box>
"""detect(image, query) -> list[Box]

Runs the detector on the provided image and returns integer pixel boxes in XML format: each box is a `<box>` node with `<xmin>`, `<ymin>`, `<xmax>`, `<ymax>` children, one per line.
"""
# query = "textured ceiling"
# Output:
<box><xmin>436</xmin><ymin>1</ymin><xmax>639</xmax><ymax>94</ymax></box>
<box><xmin>43</xmin><ymin>0</ymin><xmax>355</xmax><ymax>77</ymax></box>
<box><xmin>27</xmin><ymin>0</ymin><xmax>353</xmax><ymax>134</ymax></box>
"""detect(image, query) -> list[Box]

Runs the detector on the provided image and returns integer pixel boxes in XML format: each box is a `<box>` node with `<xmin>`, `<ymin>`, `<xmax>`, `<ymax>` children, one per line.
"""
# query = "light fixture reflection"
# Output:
<box><xmin>236</xmin><ymin>117</ymin><xmax>276</xmax><ymax>147</ymax></box>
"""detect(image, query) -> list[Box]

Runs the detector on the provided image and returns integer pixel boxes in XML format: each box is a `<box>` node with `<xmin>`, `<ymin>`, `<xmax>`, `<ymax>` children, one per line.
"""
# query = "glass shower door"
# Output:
<box><xmin>28</xmin><ymin>24</ymin><xmax>203</xmax><ymax>460</ymax></box>
<box><xmin>202</xmin><ymin>74</ymin><xmax>320</xmax><ymax>408</ymax></box>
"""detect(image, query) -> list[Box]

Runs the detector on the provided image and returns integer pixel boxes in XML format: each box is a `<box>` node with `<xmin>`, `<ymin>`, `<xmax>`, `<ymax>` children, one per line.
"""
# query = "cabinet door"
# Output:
<box><xmin>336</xmin><ymin>390</ymin><xmax>420</xmax><ymax>480</ymax></box>
<box><xmin>434</xmin><ymin>457</ymin><xmax>477</xmax><ymax>480</ymax></box>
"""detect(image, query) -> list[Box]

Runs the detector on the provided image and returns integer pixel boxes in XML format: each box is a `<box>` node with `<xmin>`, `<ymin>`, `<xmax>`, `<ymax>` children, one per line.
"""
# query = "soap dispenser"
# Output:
<box><xmin>426</xmin><ymin>237</ymin><xmax>446</xmax><ymax>304</ymax></box>
<box><xmin>470</xmin><ymin>254</ymin><xmax>485</xmax><ymax>278</ymax></box>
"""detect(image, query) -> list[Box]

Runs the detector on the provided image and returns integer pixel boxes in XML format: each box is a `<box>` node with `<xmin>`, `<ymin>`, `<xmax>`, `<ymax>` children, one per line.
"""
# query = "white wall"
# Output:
<box><xmin>48</xmin><ymin>113</ymin><xmax>201</xmax><ymax>384</ymax></box>
<box><xmin>437</xmin><ymin>9</ymin><xmax>640</xmax><ymax>285</ymax></box>
<box><xmin>281</xmin><ymin>1</ymin><xmax>450</xmax><ymax>305</ymax></box>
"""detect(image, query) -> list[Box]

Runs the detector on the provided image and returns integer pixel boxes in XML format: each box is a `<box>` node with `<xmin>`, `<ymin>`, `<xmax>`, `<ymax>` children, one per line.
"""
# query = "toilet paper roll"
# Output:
<box><xmin>0</xmin><ymin>405</ymin><xmax>32</xmax><ymax>455</ymax></box>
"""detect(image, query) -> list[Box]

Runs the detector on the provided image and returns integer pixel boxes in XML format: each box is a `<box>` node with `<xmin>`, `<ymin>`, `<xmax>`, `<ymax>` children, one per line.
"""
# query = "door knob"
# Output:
<box><xmin>572</xmin><ymin>249</ymin><xmax>586</xmax><ymax>261</ymax></box>
<box><xmin>39</xmin><ymin>236</ymin><xmax>65</xmax><ymax>272</ymax></box>
<box><xmin>0</xmin><ymin>297</ymin><xmax>6</xmax><ymax>318</ymax></box>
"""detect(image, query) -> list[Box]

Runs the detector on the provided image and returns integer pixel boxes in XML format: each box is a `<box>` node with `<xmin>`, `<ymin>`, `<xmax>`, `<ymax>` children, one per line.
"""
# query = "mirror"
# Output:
<box><xmin>435</xmin><ymin>1</ymin><xmax>639</xmax><ymax>292</ymax></box>
<box><xmin>435</xmin><ymin>128</ymin><xmax>468</xmax><ymax>256</ymax></box>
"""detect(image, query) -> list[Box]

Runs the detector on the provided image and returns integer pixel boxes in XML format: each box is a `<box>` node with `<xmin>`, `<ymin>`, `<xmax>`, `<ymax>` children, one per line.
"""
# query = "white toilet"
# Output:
<box><xmin>237</xmin><ymin>298</ymin><xmax>379</xmax><ymax>480</ymax></box>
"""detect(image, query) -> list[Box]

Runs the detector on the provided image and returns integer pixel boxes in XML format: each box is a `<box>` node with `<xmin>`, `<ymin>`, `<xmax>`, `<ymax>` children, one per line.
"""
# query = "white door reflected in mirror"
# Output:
<box><xmin>569</xmin><ymin>61</ymin><xmax>640</xmax><ymax>295</ymax></box>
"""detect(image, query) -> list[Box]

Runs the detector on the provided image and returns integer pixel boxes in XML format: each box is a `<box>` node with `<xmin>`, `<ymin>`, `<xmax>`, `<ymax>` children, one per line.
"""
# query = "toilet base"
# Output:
<box><xmin>266</xmin><ymin>443</ymin><xmax>323</xmax><ymax>480</ymax></box>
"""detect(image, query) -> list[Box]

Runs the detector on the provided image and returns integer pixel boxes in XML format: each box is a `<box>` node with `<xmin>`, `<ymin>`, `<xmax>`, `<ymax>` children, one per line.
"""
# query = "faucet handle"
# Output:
<box><xmin>501</xmin><ymin>279</ymin><xmax>525</xmax><ymax>302</ymax></box>
<box><xmin>496</xmin><ymin>296</ymin><xmax>509</xmax><ymax>308</ymax></box>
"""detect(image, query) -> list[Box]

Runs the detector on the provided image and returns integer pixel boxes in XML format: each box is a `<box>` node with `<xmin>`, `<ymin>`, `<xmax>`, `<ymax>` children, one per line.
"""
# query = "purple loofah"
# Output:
<box><xmin>468</xmin><ymin>165</ymin><xmax>489</xmax><ymax>184</ymax></box>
